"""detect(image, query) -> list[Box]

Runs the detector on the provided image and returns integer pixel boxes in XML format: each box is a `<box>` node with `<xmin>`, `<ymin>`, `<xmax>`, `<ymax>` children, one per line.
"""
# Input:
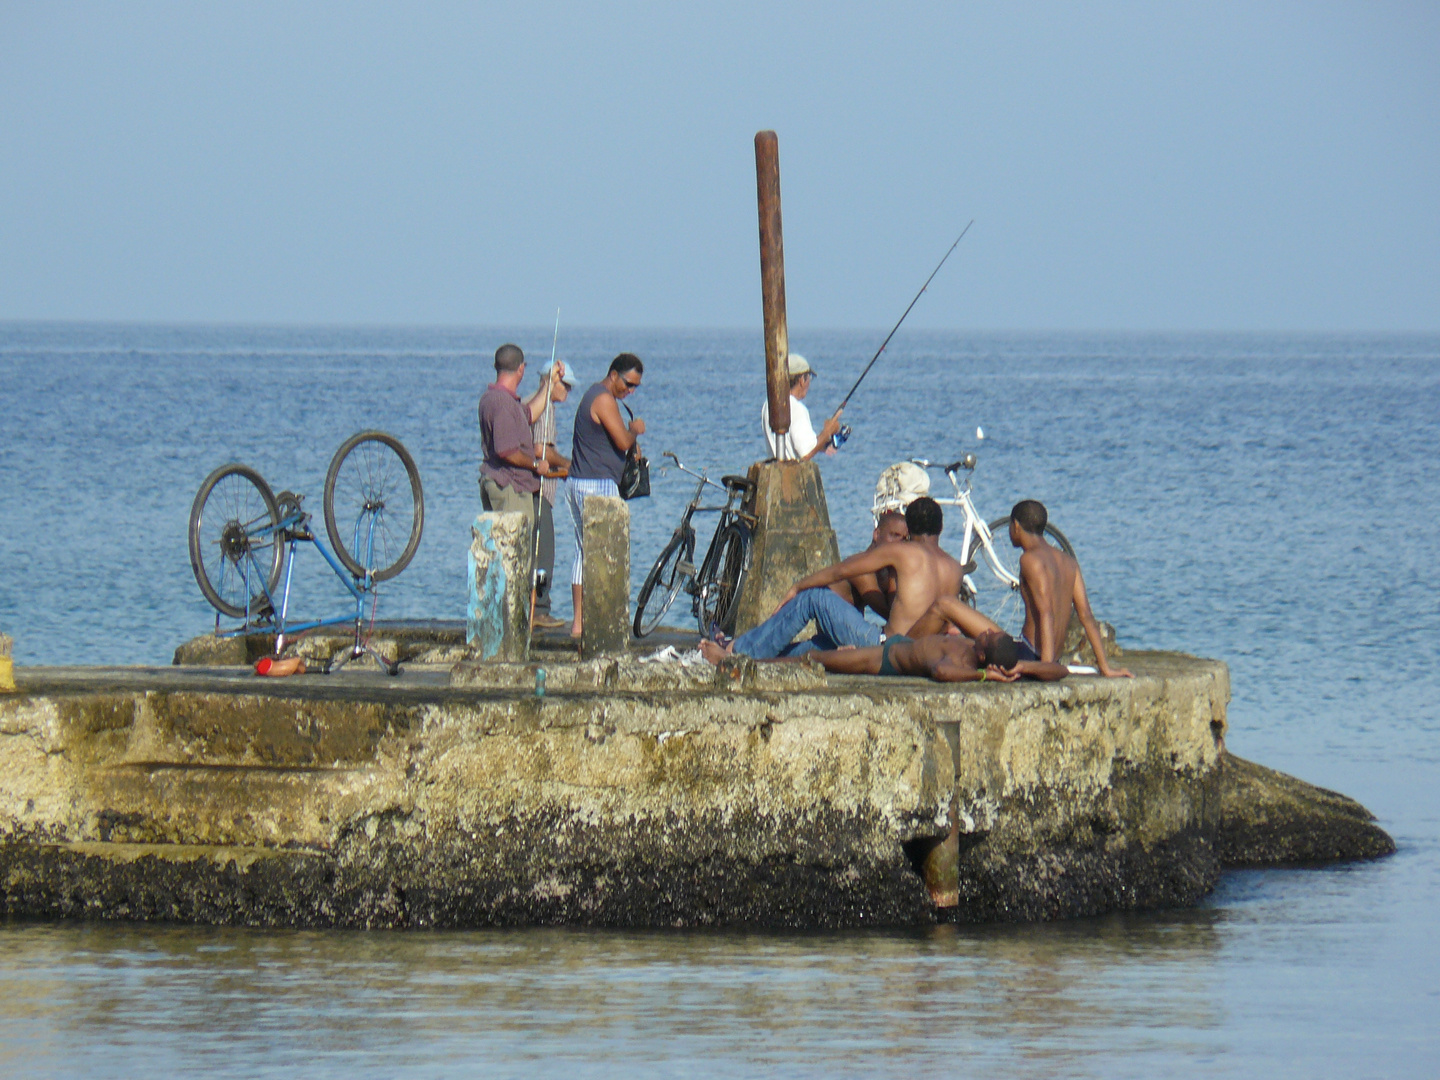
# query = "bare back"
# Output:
<box><xmin>1018</xmin><ymin>541</ymin><xmax>1079</xmax><ymax>659</ymax></box>
<box><xmin>885</xmin><ymin>540</ymin><xmax>966</xmax><ymax>636</ymax></box>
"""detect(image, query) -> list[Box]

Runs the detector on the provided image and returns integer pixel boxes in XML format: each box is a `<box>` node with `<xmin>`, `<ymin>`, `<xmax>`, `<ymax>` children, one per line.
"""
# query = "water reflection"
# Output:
<box><xmin>0</xmin><ymin>914</ymin><xmax>1224</xmax><ymax>1077</ymax></box>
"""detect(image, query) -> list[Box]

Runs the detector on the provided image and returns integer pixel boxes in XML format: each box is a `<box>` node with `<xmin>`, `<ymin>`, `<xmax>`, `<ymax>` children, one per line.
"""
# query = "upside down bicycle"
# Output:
<box><xmin>187</xmin><ymin>430</ymin><xmax>424</xmax><ymax>672</ymax></box>
<box><xmin>632</xmin><ymin>452</ymin><xmax>756</xmax><ymax>638</ymax></box>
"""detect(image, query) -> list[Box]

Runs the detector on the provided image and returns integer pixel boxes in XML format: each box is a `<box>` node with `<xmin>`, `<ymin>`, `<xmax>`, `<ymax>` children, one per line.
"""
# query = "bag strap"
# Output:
<box><xmin>621</xmin><ymin>403</ymin><xmax>642</xmax><ymax>458</ymax></box>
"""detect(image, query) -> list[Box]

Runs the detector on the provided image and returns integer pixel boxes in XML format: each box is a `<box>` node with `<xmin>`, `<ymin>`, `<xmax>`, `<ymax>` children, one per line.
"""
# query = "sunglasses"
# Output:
<box><xmin>621</xmin><ymin>376</ymin><xmax>642</xmax><ymax>389</ymax></box>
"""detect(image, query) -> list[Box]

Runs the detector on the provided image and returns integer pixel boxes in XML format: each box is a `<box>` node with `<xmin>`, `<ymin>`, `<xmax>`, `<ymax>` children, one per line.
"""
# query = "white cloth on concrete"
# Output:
<box><xmin>760</xmin><ymin>394</ymin><xmax>816</xmax><ymax>460</ymax></box>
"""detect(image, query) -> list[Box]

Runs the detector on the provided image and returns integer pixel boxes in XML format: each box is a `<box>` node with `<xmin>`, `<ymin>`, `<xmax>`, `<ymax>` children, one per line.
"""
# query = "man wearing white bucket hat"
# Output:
<box><xmin>759</xmin><ymin>354</ymin><xmax>844</xmax><ymax>461</ymax></box>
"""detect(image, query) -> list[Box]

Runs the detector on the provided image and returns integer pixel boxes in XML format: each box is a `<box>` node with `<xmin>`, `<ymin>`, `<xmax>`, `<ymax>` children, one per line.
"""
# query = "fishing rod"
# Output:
<box><xmin>834</xmin><ymin>220</ymin><xmax>975</xmax><ymax>428</ymax></box>
<box><xmin>525</xmin><ymin>308</ymin><xmax>561</xmax><ymax>660</ymax></box>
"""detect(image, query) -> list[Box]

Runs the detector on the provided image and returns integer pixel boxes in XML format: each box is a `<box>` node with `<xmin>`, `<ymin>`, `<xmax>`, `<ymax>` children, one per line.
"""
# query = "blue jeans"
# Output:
<box><xmin>731</xmin><ymin>587</ymin><xmax>883</xmax><ymax>659</ymax></box>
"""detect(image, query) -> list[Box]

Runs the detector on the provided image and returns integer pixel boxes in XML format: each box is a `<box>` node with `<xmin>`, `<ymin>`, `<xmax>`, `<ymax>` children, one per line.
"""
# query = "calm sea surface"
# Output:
<box><xmin>1</xmin><ymin>324</ymin><xmax>1437</xmax><ymax>1076</ymax></box>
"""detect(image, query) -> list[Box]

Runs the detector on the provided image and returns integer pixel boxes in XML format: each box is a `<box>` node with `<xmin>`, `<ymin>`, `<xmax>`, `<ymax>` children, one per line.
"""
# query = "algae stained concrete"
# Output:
<box><xmin>0</xmin><ymin>651</ymin><xmax>1263</xmax><ymax>930</ymax></box>
<box><xmin>468</xmin><ymin>512</ymin><xmax>532</xmax><ymax>661</ymax></box>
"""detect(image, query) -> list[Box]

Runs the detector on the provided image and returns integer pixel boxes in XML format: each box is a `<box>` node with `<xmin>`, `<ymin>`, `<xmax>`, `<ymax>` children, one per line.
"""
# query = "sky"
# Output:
<box><xmin>1</xmin><ymin>1</ymin><xmax>1437</xmax><ymax>331</ymax></box>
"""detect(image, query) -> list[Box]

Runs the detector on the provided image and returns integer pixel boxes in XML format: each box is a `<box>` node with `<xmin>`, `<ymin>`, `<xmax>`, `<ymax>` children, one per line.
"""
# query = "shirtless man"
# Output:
<box><xmin>830</xmin><ymin>510</ymin><xmax>908</xmax><ymax>619</ymax></box>
<box><xmin>700</xmin><ymin>497</ymin><xmax>966</xmax><ymax>662</ymax></box>
<box><xmin>803</xmin><ymin>631</ymin><xmax>1068</xmax><ymax>684</ymax></box>
<box><xmin>1007</xmin><ymin>499</ymin><xmax>1131</xmax><ymax>678</ymax></box>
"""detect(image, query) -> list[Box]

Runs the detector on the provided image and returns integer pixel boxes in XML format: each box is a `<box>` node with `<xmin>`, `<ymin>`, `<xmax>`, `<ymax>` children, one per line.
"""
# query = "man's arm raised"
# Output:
<box><xmin>1072</xmin><ymin>567</ymin><xmax>1132</xmax><ymax>678</ymax></box>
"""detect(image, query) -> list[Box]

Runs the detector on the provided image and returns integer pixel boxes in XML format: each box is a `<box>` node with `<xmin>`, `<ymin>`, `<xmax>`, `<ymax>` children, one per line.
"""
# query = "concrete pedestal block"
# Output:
<box><xmin>468</xmin><ymin>512</ymin><xmax>533</xmax><ymax>661</ymax></box>
<box><xmin>730</xmin><ymin>461</ymin><xmax>840</xmax><ymax>636</ymax></box>
<box><xmin>581</xmin><ymin>496</ymin><xmax>630</xmax><ymax>659</ymax></box>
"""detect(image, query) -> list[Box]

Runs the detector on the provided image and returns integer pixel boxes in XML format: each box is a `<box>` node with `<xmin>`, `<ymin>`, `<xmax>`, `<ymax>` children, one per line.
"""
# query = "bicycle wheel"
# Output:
<box><xmin>695</xmin><ymin>522</ymin><xmax>753</xmax><ymax>637</ymax></box>
<box><xmin>978</xmin><ymin>516</ymin><xmax>1075</xmax><ymax>638</ymax></box>
<box><xmin>189</xmin><ymin>464</ymin><xmax>284</xmax><ymax>618</ymax></box>
<box><xmin>633</xmin><ymin>530</ymin><xmax>695</xmax><ymax>638</ymax></box>
<box><xmin>324</xmin><ymin>431</ymin><xmax>424</xmax><ymax>581</ymax></box>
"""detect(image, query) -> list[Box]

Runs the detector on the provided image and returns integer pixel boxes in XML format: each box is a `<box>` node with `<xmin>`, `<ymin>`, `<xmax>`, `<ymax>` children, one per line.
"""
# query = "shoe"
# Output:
<box><xmin>531</xmin><ymin>613</ymin><xmax>567</xmax><ymax>630</ymax></box>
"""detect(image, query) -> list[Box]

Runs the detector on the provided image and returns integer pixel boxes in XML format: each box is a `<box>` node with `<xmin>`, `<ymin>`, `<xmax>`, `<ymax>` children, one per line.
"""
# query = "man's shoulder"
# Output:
<box><xmin>480</xmin><ymin>384</ymin><xmax>522</xmax><ymax>411</ymax></box>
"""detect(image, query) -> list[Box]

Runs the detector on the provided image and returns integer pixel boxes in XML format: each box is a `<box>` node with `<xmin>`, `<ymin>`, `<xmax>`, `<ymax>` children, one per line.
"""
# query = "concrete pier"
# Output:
<box><xmin>0</xmin><ymin>648</ymin><xmax>1228</xmax><ymax>928</ymax></box>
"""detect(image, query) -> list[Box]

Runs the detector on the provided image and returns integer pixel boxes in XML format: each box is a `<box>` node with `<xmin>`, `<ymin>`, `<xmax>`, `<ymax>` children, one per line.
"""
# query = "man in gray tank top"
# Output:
<box><xmin>565</xmin><ymin>353</ymin><xmax>645</xmax><ymax>637</ymax></box>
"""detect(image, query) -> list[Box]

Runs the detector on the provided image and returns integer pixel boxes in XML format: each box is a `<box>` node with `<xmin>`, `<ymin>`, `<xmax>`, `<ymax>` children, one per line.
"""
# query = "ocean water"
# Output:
<box><xmin>0</xmin><ymin>323</ymin><xmax>1437</xmax><ymax>1076</ymax></box>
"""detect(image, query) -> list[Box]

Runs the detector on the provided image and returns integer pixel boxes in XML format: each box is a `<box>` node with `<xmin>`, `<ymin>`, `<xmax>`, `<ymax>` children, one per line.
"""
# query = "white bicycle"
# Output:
<box><xmin>876</xmin><ymin>454</ymin><xmax>1075</xmax><ymax>637</ymax></box>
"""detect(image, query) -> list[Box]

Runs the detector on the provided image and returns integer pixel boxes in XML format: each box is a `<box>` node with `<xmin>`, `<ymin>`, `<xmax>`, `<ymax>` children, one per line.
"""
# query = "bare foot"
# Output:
<box><xmin>698</xmin><ymin>639</ymin><xmax>733</xmax><ymax>666</ymax></box>
<box><xmin>570</xmin><ymin>623</ymin><xmax>582</xmax><ymax>638</ymax></box>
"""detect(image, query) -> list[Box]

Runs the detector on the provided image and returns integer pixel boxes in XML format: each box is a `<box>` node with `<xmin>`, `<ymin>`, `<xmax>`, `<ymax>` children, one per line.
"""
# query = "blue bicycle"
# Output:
<box><xmin>187</xmin><ymin>430</ymin><xmax>424</xmax><ymax>672</ymax></box>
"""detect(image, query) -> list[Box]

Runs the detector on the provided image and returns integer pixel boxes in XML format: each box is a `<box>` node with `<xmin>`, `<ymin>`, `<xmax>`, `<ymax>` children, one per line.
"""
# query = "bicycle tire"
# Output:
<box><xmin>979</xmin><ymin>516</ymin><xmax>1075</xmax><ymax>638</ymax></box>
<box><xmin>695</xmin><ymin>521</ymin><xmax>753</xmax><ymax>637</ymax></box>
<box><xmin>323</xmin><ymin>431</ymin><xmax>424</xmax><ymax>581</ymax></box>
<box><xmin>633</xmin><ymin>530</ymin><xmax>695</xmax><ymax>638</ymax></box>
<box><xmin>189</xmin><ymin>463</ymin><xmax>284</xmax><ymax>619</ymax></box>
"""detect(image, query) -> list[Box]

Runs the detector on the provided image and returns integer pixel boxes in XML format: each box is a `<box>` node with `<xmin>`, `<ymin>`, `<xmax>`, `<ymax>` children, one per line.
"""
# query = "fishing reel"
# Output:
<box><xmin>831</xmin><ymin>424</ymin><xmax>854</xmax><ymax>450</ymax></box>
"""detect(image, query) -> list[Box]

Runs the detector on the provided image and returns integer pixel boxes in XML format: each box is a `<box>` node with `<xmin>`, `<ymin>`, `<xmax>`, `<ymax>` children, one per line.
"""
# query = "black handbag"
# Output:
<box><xmin>618</xmin><ymin>404</ymin><xmax>650</xmax><ymax>500</ymax></box>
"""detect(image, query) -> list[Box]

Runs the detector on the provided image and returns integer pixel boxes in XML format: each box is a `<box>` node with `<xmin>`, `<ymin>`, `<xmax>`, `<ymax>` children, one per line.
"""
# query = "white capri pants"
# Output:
<box><xmin>565</xmin><ymin>477</ymin><xmax>619</xmax><ymax>585</ymax></box>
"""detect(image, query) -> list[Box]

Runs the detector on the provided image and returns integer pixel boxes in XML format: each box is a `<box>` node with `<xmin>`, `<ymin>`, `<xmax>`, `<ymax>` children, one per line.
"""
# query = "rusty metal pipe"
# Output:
<box><xmin>755</xmin><ymin>130</ymin><xmax>790</xmax><ymax>442</ymax></box>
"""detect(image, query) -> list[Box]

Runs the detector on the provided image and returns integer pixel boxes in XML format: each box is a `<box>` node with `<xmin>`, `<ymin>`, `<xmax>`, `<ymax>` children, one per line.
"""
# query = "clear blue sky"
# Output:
<box><xmin>2</xmin><ymin>1</ymin><xmax>1436</xmax><ymax>331</ymax></box>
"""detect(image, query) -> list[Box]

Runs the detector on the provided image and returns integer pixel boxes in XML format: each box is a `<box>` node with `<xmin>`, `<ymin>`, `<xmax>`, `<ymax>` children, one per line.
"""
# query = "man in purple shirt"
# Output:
<box><xmin>479</xmin><ymin>343</ymin><xmax>548</xmax><ymax>526</ymax></box>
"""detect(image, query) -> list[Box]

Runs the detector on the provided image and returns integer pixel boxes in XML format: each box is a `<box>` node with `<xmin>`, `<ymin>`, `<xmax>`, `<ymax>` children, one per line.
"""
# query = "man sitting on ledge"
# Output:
<box><xmin>1006</xmin><ymin>498</ymin><xmax>1132</xmax><ymax>678</ymax></box>
<box><xmin>700</xmin><ymin>496</ymin><xmax>965</xmax><ymax>663</ymax></box>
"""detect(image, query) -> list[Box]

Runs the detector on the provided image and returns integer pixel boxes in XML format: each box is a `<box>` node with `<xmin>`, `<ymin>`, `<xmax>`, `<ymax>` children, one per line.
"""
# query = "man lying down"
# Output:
<box><xmin>767</xmin><ymin>597</ymin><xmax>1068</xmax><ymax>684</ymax></box>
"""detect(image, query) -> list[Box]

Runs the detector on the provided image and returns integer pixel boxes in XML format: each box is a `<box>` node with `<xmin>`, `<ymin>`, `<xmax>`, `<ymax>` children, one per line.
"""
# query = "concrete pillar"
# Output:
<box><xmin>580</xmin><ymin>495</ymin><xmax>630</xmax><ymax>659</ymax></box>
<box><xmin>0</xmin><ymin>633</ymin><xmax>13</xmax><ymax>693</ymax></box>
<box><xmin>467</xmin><ymin>512</ymin><xmax>532</xmax><ymax>662</ymax></box>
<box><xmin>730</xmin><ymin>461</ymin><xmax>841</xmax><ymax>635</ymax></box>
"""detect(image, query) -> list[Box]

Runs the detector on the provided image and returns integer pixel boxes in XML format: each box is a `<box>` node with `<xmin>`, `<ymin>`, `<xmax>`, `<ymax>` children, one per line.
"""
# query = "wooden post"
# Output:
<box><xmin>755</xmin><ymin>130</ymin><xmax>790</xmax><ymax>443</ymax></box>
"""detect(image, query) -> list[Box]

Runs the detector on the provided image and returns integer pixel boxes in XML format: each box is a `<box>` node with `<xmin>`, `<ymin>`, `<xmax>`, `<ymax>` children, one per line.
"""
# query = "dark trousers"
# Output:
<box><xmin>535</xmin><ymin>497</ymin><xmax>555</xmax><ymax>614</ymax></box>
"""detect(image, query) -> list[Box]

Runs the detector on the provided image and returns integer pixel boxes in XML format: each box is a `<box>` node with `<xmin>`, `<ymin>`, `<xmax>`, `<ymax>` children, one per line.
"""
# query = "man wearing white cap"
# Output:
<box><xmin>760</xmin><ymin>354</ymin><xmax>844</xmax><ymax>461</ymax></box>
<box><xmin>523</xmin><ymin>359</ymin><xmax>575</xmax><ymax>628</ymax></box>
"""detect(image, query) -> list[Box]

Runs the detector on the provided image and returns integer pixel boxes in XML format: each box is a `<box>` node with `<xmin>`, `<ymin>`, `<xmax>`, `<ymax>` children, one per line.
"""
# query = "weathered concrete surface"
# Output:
<box><xmin>174</xmin><ymin>622</ymin><xmax>476</xmax><ymax>669</ymax></box>
<box><xmin>1219</xmin><ymin>754</ymin><xmax>1396</xmax><ymax>865</ymax></box>
<box><xmin>580</xmin><ymin>495</ymin><xmax>630</xmax><ymax>658</ymax></box>
<box><xmin>919</xmin><ymin>651</ymin><xmax>1229</xmax><ymax>921</ymax></box>
<box><xmin>730</xmin><ymin>461</ymin><xmax>840</xmax><ymax>636</ymax></box>
<box><xmin>468</xmin><ymin>512</ymin><xmax>532</xmax><ymax>661</ymax></box>
<box><xmin>0</xmin><ymin>633</ymin><xmax>13</xmax><ymax>693</ymax></box>
<box><xmin>0</xmin><ymin>651</ymin><xmax>1263</xmax><ymax>930</ymax></box>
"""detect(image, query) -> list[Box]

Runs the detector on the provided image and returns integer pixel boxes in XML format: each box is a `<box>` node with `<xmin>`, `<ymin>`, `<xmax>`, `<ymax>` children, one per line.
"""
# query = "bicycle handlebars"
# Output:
<box><xmin>662</xmin><ymin>451</ymin><xmax>727</xmax><ymax>491</ymax></box>
<box><xmin>909</xmin><ymin>453</ymin><xmax>978</xmax><ymax>474</ymax></box>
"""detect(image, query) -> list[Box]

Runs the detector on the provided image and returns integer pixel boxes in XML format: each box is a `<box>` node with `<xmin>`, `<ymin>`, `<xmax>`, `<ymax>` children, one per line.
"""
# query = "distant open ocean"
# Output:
<box><xmin>1</xmin><ymin>323</ymin><xmax>1437</xmax><ymax>1077</ymax></box>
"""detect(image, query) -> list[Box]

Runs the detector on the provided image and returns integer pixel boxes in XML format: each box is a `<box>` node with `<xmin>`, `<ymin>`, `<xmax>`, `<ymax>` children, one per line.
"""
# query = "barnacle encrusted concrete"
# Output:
<box><xmin>0</xmin><ymin>651</ymin><xmax>1386</xmax><ymax>929</ymax></box>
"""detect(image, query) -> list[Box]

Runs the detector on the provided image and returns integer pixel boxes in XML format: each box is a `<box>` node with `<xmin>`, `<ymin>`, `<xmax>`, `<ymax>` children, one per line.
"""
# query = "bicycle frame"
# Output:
<box><xmin>907</xmin><ymin>457</ymin><xmax>1020</xmax><ymax>596</ymax></box>
<box><xmin>634</xmin><ymin>453</ymin><xmax>756</xmax><ymax>635</ymax></box>
<box><xmin>219</xmin><ymin>498</ymin><xmax>387</xmax><ymax>663</ymax></box>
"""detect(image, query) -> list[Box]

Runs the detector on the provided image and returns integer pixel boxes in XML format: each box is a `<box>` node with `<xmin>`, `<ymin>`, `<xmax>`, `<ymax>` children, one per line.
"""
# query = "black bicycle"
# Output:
<box><xmin>633</xmin><ymin>452</ymin><xmax>756</xmax><ymax>638</ymax></box>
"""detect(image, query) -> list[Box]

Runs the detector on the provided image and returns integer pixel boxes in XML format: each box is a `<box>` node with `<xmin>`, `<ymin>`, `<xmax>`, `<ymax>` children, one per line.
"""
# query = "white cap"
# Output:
<box><xmin>541</xmin><ymin>360</ymin><xmax>577</xmax><ymax>387</ymax></box>
<box><xmin>786</xmin><ymin>354</ymin><xmax>813</xmax><ymax>377</ymax></box>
